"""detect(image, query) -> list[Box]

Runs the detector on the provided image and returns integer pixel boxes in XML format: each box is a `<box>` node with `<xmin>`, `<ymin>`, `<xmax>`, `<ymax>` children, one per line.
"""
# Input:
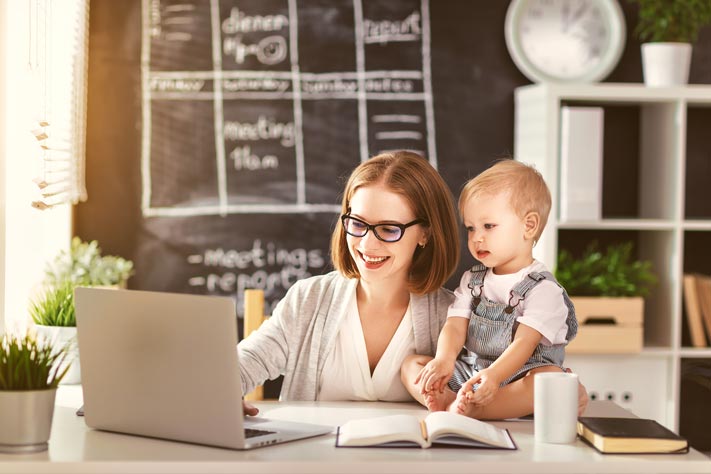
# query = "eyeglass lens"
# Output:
<box><xmin>342</xmin><ymin>216</ymin><xmax>403</xmax><ymax>242</ymax></box>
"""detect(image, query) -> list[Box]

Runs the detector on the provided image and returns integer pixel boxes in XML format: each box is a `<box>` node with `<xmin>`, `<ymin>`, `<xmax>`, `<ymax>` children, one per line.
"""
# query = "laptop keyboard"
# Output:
<box><xmin>245</xmin><ymin>428</ymin><xmax>276</xmax><ymax>439</ymax></box>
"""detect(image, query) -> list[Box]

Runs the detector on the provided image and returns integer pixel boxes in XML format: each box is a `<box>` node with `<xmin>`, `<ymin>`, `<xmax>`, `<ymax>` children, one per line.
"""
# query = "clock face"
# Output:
<box><xmin>505</xmin><ymin>0</ymin><xmax>626</xmax><ymax>83</ymax></box>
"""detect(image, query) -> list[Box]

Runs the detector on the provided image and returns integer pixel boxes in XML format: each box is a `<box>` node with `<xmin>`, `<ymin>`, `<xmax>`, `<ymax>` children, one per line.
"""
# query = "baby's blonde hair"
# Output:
<box><xmin>459</xmin><ymin>159</ymin><xmax>551</xmax><ymax>241</ymax></box>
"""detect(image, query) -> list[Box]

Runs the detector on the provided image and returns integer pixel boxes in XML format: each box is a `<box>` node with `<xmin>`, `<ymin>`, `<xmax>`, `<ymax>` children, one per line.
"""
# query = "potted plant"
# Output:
<box><xmin>0</xmin><ymin>331</ymin><xmax>69</xmax><ymax>453</ymax></box>
<box><xmin>44</xmin><ymin>237</ymin><xmax>134</xmax><ymax>288</ymax></box>
<box><xmin>30</xmin><ymin>237</ymin><xmax>134</xmax><ymax>384</ymax></box>
<box><xmin>631</xmin><ymin>0</ymin><xmax>711</xmax><ymax>86</ymax></box>
<box><xmin>556</xmin><ymin>242</ymin><xmax>657</xmax><ymax>354</ymax></box>
<box><xmin>29</xmin><ymin>283</ymin><xmax>80</xmax><ymax>384</ymax></box>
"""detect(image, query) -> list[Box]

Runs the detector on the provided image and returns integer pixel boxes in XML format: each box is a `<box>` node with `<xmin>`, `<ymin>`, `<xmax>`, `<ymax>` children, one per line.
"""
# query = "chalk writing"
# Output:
<box><xmin>222</xmin><ymin>116</ymin><xmax>295</xmax><ymax>147</ymax></box>
<box><xmin>187</xmin><ymin>240</ymin><xmax>327</xmax><ymax>314</ymax></box>
<box><xmin>221</xmin><ymin>7</ymin><xmax>289</xmax><ymax>34</ymax></box>
<box><xmin>364</xmin><ymin>11</ymin><xmax>422</xmax><ymax>44</ymax></box>
<box><xmin>223</xmin><ymin>35</ymin><xmax>288</xmax><ymax>65</ymax></box>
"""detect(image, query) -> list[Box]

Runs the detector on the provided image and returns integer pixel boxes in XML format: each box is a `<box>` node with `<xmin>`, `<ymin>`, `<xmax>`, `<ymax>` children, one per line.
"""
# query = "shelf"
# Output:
<box><xmin>558</xmin><ymin>219</ymin><xmax>676</xmax><ymax>230</ymax></box>
<box><xmin>518</xmin><ymin>82</ymin><xmax>711</xmax><ymax>104</ymax></box>
<box><xmin>679</xmin><ymin>348</ymin><xmax>711</xmax><ymax>358</ymax></box>
<box><xmin>515</xmin><ymin>83</ymin><xmax>711</xmax><ymax>433</ymax></box>
<box><xmin>683</xmin><ymin>221</ymin><xmax>711</xmax><ymax>231</ymax></box>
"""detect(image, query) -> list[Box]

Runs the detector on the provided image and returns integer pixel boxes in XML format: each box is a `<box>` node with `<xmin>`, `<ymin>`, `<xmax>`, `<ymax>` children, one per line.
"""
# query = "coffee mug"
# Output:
<box><xmin>534</xmin><ymin>372</ymin><xmax>579</xmax><ymax>444</ymax></box>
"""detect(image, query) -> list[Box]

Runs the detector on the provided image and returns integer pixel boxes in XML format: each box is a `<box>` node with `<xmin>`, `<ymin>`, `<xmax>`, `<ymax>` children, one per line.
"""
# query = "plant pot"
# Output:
<box><xmin>567</xmin><ymin>296</ymin><xmax>644</xmax><ymax>354</ymax></box>
<box><xmin>34</xmin><ymin>325</ymin><xmax>81</xmax><ymax>385</ymax></box>
<box><xmin>641</xmin><ymin>42</ymin><xmax>692</xmax><ymax>87</ymax></box>
<box><xmin>0</xmin><ymin>388</ymin><xmax>56</xmax><ymax>453</ymax></box>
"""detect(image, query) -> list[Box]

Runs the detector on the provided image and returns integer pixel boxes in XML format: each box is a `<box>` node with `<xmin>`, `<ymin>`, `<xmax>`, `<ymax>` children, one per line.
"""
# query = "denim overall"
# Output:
<box><xmin>448</xmin><ymin>264</ymin><xmax>578</xmax><ymax>392</ymax></box>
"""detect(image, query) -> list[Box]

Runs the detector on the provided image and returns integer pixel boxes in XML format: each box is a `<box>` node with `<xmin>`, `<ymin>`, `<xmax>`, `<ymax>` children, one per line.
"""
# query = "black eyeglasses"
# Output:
<box><xmin>341</xmin><ymin>214</ymin><xmax>425</xmax><ymax>243</ymax></box>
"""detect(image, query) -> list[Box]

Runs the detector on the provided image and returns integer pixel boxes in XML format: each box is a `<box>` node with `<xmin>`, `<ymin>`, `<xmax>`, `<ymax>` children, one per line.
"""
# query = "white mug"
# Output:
<box><xmin>534</xmin><ymin>372</ymin><xmax>579</xmax><ymax>444</ymax></box>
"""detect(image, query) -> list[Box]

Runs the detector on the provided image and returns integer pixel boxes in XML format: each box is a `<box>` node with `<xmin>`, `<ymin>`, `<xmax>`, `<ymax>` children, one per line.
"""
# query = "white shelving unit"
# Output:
<box><xmin>514</xmin><ymin>83</ymin><xmax>711</xmax><ymax>431</ymax></box>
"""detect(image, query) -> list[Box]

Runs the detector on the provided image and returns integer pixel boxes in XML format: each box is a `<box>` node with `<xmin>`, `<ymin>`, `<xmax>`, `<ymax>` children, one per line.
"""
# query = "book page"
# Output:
<box><xmin>337</xmin><ymin>414</ymin><xmax>426</xmax><ymax>447</ymax></box>
<box><xmin>425</xmin><ymin>411</ymin><xmax>515</xmax><ymax>449</ymax></box>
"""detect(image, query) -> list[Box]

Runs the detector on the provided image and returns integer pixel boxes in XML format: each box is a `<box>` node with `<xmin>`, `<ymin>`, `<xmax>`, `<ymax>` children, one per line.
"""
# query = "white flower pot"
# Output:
<box><xmin>641</xmin><ymin>42</ymin><xmax>692</xmax><ymax>87</ymax></box>
<box><xmin>0</xmin><ymin>389</ymin><xmax>56</xmax><ymax>453</ymax></box>
<box><xmin>34</xmin><ymin>325</ymin><xmax>81</xmax><ymax>385</ymax></box>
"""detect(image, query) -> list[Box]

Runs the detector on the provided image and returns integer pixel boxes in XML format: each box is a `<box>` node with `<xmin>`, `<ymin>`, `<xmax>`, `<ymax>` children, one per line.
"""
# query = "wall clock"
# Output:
<box><xmin>505</xmin><ymin>0</ymin><xmax>626</xmax><ymax>83</ymax></box>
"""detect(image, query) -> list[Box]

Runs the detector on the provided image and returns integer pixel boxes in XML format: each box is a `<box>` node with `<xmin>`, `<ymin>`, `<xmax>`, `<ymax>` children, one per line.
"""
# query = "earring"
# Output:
<box><xmin>419</xmin><ymin>242</ymin><xmax>427</xmax><ymax>249</ymax></box>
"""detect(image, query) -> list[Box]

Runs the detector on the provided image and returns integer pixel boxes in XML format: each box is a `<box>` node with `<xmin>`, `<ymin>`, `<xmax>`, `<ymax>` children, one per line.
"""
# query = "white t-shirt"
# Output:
<box><xmin>318</xmin><ymin>290</ymin><xmax>416</xmax><ymax>402</ymax></box>
<box><xmin>447</xmin><ymin>260</ymin><xmax>569</xmax><ymax>345</ymax></box>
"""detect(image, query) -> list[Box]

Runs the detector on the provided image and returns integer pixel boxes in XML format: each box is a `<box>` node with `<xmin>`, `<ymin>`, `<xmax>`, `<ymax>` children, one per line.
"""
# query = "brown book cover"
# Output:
<box><xmin>683</xmin><ymin>274</ymin><xmax>707</xmax><ymax>347</ymax></box>
<box><xmin>695</xmin><ymin>275</ymin><xmax>711</xmax><ymax>343</ymax></box>
<box><xmin>577</xmin><ymin>417</ymin><xmax>688</xmax><ymax>454</ymax></box>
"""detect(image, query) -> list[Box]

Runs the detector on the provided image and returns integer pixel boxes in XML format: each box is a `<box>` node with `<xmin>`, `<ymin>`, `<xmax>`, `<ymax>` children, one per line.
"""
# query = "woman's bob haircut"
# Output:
<box><xmin>331</xmin><ymin>150</ymin><xmax>459</xmax><ymax>295</ymax></box>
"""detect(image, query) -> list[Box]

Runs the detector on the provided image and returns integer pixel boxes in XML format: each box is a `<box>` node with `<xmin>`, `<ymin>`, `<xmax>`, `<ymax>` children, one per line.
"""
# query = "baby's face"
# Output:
<box><xmin>461</xmin><ymin>191</ymin><xmax>532</xmax><ymax>275</ymax></box>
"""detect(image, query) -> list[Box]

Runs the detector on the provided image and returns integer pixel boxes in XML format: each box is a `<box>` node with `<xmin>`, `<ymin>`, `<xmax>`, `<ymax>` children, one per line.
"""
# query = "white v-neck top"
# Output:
<box><xmin>317</xmin><ymin>290</ymin><xmax>416</xmax><ymax>402</ymax></box>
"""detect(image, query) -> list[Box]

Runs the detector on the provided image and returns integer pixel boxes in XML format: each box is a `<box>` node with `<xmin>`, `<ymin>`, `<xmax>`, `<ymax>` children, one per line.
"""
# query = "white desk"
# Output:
<box><xmin>1</xmin><ymin>386</ymin><xmax>709</xmax><ymax>474</ymax></box>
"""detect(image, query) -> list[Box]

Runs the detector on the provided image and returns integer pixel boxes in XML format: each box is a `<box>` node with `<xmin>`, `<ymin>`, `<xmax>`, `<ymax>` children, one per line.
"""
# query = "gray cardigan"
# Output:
<box><xmin>238</xmin><ymin>271</ymin><xmax>454</xmax><ymax>400</ymax></box>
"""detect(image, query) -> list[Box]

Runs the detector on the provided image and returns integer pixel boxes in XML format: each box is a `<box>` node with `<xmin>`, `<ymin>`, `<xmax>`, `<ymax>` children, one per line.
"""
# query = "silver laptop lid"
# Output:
<box><xmin>75</xmin><ymin>287</ymin><xmax>247</xmax><ymax>449</ymax></box>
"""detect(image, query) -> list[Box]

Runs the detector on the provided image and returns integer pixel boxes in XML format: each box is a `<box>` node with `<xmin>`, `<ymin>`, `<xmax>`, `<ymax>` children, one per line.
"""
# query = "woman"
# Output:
<box><xmin>239</xmin><ymin>150</ymin><xmax>588</xmax><ymax>416</ymax></box>
<box><xmin>239</xmin><ymin>150</ymin><xmax>460</xmax><ymax>404</ymax></box>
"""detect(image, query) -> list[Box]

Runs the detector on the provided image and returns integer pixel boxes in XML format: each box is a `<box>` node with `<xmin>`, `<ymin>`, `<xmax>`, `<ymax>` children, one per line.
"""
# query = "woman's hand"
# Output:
<box><xmin>243</xmin><ymin>401</ymin><xmax>259</xmax><ymax>416</ymax></box>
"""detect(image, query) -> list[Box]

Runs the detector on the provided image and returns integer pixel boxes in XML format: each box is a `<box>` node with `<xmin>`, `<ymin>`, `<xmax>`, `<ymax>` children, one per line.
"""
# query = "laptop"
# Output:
<box><xmin>74</xmin><ymin>286</ymin><xmax>332</xmax><ymax>450</ymax></box>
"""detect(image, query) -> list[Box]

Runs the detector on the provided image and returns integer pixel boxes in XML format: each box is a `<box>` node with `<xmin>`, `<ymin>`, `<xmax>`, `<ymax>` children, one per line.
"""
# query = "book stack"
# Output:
<box><xmin>682</xmin><ymin>274</ymin><xmax>711</xmax><ymax>347</ymax></box>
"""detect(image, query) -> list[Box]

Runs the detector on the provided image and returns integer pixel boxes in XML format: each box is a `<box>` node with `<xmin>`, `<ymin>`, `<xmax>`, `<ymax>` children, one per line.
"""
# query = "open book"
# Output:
<box><xmin>336</xmin><ymin>411</ymin><xmax>516</xmax><ymax>449</ymax></box>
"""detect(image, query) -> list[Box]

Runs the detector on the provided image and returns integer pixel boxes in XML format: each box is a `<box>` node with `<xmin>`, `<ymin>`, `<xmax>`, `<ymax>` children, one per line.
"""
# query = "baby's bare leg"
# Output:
<box><xmin>455</xmin><ymin>366</ymin><xmax>564</xmax><ymax>420</ymax></box>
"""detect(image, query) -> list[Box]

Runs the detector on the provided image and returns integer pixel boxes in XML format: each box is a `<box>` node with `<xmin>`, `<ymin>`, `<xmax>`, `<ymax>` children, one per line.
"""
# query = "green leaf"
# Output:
<box><xmin>555</xmin><ymin>242</ymin><xmax>658</xmax><ymax>297</ymax></box>
<box><xmin>631</xmin><ymin>0</ymin><xmax>711</xmax><ymax>42</ymax></box>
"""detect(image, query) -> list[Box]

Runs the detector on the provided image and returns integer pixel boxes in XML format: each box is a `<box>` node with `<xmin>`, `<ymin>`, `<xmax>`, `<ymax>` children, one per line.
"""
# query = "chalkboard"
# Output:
<box><xmin>77</xmin><ymin>1</ymin><xmax>711</xmax><ymax>316</ymax></box>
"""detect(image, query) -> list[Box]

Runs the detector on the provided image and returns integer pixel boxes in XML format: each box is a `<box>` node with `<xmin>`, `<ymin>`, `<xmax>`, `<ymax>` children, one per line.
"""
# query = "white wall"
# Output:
<box><xmin>0</xmin><ymin>0</ymin><xmax>7</xmax><ymax>333</ymax></box>
<box><xmin>1</xmin><ymin>0</ymin><xmax>71</xmax><ymax>333</ymax></box>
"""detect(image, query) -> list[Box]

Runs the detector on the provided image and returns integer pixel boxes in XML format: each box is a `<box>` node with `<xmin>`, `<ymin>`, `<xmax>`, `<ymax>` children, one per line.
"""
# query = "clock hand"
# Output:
<box><xmin>561</xmin><ymin>2</ymin><xmax>572</xmax><ymax>32</ymax></box>
<box><xmin>568</xmin><ymin>3</ymin><xmax>589</xmax><ymax>29</ymax></box>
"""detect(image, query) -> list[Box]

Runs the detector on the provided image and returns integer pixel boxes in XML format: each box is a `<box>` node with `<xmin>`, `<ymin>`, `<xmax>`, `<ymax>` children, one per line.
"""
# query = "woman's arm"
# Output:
<box><xmin>237</xmin><ymin>282</ymin><xmax>306</xmax><ymax>394</ymax></box>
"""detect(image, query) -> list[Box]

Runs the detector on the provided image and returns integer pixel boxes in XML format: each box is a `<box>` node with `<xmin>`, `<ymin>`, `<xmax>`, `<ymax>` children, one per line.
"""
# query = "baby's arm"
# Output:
<box><xmin>461</xmin><ymin>324</ymin><xmax>542</xmax><ymax>406</ymax></box>
<box><xmin>416</xmin><ymin>316</ymin><xmax>469</xmax><ymax>393</ymax></box>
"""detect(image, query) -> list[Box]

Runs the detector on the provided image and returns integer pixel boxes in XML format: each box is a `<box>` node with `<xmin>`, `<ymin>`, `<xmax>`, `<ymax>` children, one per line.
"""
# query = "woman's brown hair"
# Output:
<box><xmin>330</xmin><ymin>151</ymin><xmax>459</xmax><ymax>294</ymax></box>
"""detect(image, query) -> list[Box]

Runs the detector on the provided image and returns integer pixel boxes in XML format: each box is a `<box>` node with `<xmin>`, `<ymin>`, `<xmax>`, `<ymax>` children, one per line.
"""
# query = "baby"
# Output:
<box><xmin>402</xmin><ymin>159</ymin><xmax>578</xmax><ymax>419</ymax></box>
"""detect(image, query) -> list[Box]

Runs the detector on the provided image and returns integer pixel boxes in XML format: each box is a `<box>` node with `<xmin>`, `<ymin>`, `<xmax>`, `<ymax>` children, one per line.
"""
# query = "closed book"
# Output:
<box><xmin>683</xmin><ymin>274</ymin><xmax>707</xmax><ymax>347</ymax></box>
<box><xmin>577</xmin><ymin>417</ymin><xmax>688</xmax><ymax>454</ymax></box>
<box><xmin>695</xmin><ymin>275</ymin><xmax>711</xmax><ymax>342</ymax></box>
<box><xmin>336</xmin><ymin>412</ymin><xmax>516</xmax><ymax>449</ymax></box>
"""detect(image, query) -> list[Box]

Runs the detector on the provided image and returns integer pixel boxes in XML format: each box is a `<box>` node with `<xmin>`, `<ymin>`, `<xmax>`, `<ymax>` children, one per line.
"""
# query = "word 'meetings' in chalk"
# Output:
<box><xmin>187</xmin><ymin>239</ymin><xmax>326</xmax><ymax>316</ymax></box>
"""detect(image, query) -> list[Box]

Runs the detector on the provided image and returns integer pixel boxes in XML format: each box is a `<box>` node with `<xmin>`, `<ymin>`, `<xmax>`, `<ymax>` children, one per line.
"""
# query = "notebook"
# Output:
<box><xmin>74</xmin><ymin>287</ymin><xmax>332</xmax><ymax>450</ymax></box>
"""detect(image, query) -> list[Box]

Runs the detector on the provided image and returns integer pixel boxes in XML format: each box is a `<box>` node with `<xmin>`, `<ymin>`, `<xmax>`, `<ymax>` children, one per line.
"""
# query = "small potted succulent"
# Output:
<box><xmin>0</xmin><ymin>331</ymin><xmax>69</xmax><ymax>453</ymax></box>
<box><xmin>556</xmin><ymin>242</ymin><xmax>657</xmax><ymax>354</ymax></box>
<box><xmin>631</xmin><ymin>0</ymin><xmax>711</xmax><ymax>86</ymax></box>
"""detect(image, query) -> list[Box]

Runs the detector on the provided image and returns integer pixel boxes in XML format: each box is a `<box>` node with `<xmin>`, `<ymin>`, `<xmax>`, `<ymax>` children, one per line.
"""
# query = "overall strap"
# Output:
<box><xmin>505</xmin><ymin>271</ymin><xmax>548</xmax><ymax>314</ymax></box>
<box><xmin>467</xmin><ymin>263</ymin><xmax>488</xmax><ymax>308</ymax></box>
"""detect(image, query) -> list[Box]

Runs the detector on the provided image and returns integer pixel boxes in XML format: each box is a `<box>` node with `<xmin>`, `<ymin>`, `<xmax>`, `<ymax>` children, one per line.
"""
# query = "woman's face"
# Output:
<box><xmin>346</xmin><ymin>183</ymin><xmax>427</xmax><ymax>287</ymax></box>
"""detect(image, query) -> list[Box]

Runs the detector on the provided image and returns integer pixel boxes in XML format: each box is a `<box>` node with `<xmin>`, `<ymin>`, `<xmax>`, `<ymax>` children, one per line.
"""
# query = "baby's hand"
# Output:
<box><xmin>461</xmin><ymin>370</ymin><xmax>500</xmax><ymax>407</ymax></box>
<box><xmin>415</xmin><ymin>358</ymin><xmax>453</xmax><ymax>394</ymax></box>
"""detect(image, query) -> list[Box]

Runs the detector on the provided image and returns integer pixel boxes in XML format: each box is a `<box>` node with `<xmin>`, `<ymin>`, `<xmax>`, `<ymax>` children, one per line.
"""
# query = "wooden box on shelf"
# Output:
<box><xmin>567</xmin><ymin>297</ymin><xmax>644</xmax><ymax>354</ymax></box>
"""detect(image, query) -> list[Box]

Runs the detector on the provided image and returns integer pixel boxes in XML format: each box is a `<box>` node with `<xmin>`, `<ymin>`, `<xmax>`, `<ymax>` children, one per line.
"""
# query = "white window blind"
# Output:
<box><xmin>29</xmin><ymin>0</ymin><xmax>89</xmax><ymax>209</ymax></box>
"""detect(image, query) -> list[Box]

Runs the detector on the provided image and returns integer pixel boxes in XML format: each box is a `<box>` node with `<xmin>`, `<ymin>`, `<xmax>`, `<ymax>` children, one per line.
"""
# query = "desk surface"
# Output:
<box><xmin>0</xmin><ymin>387</ymin><xmax>709</xmax><ymax>474</ymax></box>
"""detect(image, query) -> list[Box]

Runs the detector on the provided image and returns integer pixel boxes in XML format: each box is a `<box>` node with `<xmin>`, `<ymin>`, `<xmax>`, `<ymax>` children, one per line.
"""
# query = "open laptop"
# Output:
<box><xmin>74</xmin><ymin>286</ymin><xmax>332</xmax><ymax>450</ymax></box>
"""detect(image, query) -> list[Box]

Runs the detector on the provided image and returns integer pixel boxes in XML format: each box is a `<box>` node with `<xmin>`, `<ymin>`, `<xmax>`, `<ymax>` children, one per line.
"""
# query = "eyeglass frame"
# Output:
<box><xmin>340</xmin><ymin>214</ymin><xmax>426</xmax><ymax>243</ymax></box>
